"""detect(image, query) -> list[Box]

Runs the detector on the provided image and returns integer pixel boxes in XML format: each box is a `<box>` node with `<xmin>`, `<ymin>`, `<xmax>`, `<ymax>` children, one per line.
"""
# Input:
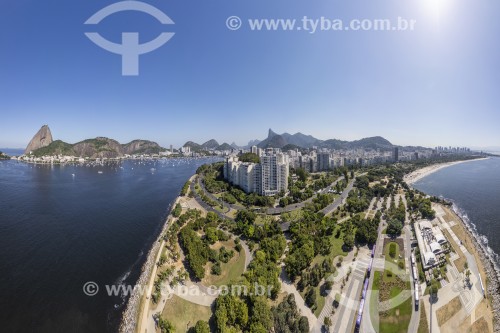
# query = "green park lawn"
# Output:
<box><xmin>203</xmin><ymin>240</ymin><xmax>246</xmax><ymax>287</ymax></box>
<box><xmin>376</xmin><ymin>242</ymin><xmax>412</xmax><ymax>333</ymax></box>
<box><xmin>161</xmin><ymin>295</ymin><xmax>212</xmax><ymax>332</ymax></box>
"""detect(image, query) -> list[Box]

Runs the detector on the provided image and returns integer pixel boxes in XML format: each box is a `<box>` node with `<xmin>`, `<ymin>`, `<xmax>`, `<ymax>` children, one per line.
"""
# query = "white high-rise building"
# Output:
<box><xmin>224</xmin><ymin>152</ymin><xmax>289</xmax><ymax>196</ymax></box>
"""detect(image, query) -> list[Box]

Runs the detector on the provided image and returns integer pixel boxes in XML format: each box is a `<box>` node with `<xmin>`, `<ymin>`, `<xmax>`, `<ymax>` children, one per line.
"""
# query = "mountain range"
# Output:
<box><xmin>254</xmin><ymin>129</ymin><xmax>395</xmax><ymax>150</ymax></box>
<box><xmin>183</xmin><ymin>140</ymin><xmax>235</xmax><ymax>152</ymax></box>
<box><xmin>189</xmin><ymin>129</ymin><xmax>395</xmax><ymax>151</ymax></box>
<box><xmin>26</xmin><ymin>126</ymin><xmax>166</xmax><ymax>159</ymax></box>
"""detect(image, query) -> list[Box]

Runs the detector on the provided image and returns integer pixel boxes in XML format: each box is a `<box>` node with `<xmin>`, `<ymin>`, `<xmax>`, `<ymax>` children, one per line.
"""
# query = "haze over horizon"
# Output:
<box><xmin>1</xmin><ymin>0</ymin><xmax>499</xmax><ymax>148</ymax></box>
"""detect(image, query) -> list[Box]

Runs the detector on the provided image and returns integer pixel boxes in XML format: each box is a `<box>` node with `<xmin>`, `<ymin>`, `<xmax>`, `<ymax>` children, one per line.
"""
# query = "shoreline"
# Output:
<box><xmin>403</xmin><ymin>157</ymin><xmax>490</xmax><ymax>185</ymax></box>
<box><xmin>405</xmin><ymin>159</ymin><xmax>500</xmax><ymax>332</ymax></box>
<box><xmin>118</xmin><ymin>176</ymin><xmax>192</xmax><ymax>333</ymax></box>
<box><xmin>448</xmin><ymin>203</ymin><xmax>500</xmax><ymax>332</ymax></box>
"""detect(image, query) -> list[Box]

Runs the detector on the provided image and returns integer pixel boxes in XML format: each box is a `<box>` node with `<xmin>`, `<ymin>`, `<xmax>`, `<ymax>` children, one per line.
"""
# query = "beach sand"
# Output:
<box><xmin>404</xmin><ymin>158</ymin><xmax>489</xmax><ymax>185</ymax></box>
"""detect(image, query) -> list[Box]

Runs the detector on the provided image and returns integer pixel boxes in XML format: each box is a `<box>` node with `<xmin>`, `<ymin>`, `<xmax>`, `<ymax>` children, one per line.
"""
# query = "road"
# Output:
<box><xmin>198</xmin><ymin>174</ymin><xmax>346</xmax><ymax>216</ymax></box>
<box><xmin>320</xmin><ymin>178</ymin><xmax>355</xmax><ymax>215</ymax></box>
<box><xmin>197</xmin><ymin>176</ymin><xmax>244</xmax><ymax>212</ymax></box>
<box><xmin>267</xmin><ymin>176</ymin><xmax>345</xmax><ymax>215</ymax></box>
<box><xmin>190</xmin><ymin>180</ymin><xmax>231</xmax><ymax>221</ymax></box>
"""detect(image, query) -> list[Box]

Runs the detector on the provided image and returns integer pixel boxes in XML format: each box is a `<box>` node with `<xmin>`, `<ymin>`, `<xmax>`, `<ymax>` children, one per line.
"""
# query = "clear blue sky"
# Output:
<box><xmin>0</xmin><ymin>0</ymin><xmax>498</xmax><ymax>148</ymax></box>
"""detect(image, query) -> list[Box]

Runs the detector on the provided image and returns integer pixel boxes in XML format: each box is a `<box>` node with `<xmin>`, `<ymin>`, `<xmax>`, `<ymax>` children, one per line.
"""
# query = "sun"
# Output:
<box><xmin>422</xmin><ymin>0</ymin><xmax>451</xmax><ymax>17</ymax></box>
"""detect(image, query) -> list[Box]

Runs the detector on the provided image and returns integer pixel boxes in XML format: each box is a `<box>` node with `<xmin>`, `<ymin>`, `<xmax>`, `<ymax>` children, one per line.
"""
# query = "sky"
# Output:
<box><xmin>0</xmin><ymin>0</ymin><xmax>499</xmax><ymax>149</ymax></box>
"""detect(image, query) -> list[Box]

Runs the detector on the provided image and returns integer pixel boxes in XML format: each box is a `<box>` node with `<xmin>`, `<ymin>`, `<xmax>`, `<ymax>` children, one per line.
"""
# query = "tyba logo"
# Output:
<box><xmin>84</xmin><ymin>1</ymin><xmax>175</xmax><ymax>76</ymax></box>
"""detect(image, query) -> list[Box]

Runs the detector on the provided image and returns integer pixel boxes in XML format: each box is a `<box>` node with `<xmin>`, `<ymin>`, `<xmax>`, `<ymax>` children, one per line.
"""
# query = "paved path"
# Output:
<box><xmin>279</xmin><ymin>267</ymin><xmax>318</xmax><ymax>329</ymax></box>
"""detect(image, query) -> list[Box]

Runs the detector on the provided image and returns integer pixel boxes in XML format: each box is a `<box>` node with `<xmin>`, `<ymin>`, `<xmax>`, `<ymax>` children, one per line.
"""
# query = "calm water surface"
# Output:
<box><xmin>0</xmin><ymin>157</ymin><xmax>219</xmax><ymax>332</ymax></box>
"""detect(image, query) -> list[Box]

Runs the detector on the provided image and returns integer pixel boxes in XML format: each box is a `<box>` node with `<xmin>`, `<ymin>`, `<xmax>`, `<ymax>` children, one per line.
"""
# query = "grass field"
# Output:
<box><xmin>203</xmin><ymin>240</ymin><xmax>246</xmax><ymax>287</ymax></box>
<box><xmin>377</xmin><ymin>242</ymin><xmax>412</xmax><ymax>333</ymax></box>
<box><xmin>161</xmin><ymin>295</ymin><xmax>212</xmax><ymax>332</ymax></box>
<box><xmin>369</xmin><ymin>271</ymin><xmax>382</xmax><ymax>331</ymax></box>
<box><xmin>383</xmin><ymin>242</ymin><xmax>405</xmax><ymax>282</ymax></box>
<box><xmin>379</xmin><ymin>295</ymin><xmax>412</xmax><ymax>333</ymax></box>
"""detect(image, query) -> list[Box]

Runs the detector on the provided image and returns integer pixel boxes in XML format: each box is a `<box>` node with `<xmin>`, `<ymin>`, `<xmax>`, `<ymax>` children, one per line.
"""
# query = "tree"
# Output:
<box><xmin>305</xmin><ymin>288</ymin><xmax>317</xmax><ymax>310</ymax></box>
<box><xmin>239</xmin><ymin>152</ymin><xmax>260</xmax><ymax>163</ymax></box>
<box><xmin>465</xmin><ymin>269</ymin><xmax>471</xmax><ymax>285</ymax></box>
<box><xmin>215</xmin><ymin>294</ymin><xmax>249</xmax><ymax>331</ymax></box>
<box><xmin>172</xmin><ymin>203</ymin><xmax>182</xmax><ymax>217</ymax></box>
<box><xmin>249</xmin><ymin>297</ymin><xmax>274</xmax><ymax>332</ymax></box>
<box><xmin>295</xmin><ymin>168</ymin><xmax>308</xmax><ymax>182</ymax></box>
<box><xmin>158</xmin><ymin>318</ymin><xmax>175</xmax><ymax>333</ymax></box>
<box><xmin>387</xmin><ymin>219</ymin><xmax>403</xmax><ymax>236</ymax></box>
<box><xmin>298</xmin><ymin>316</ymin><xmax>309</xmax><ymax>333</ymax></box>
<box><xmin>284</xmin><ymin>241</ymin><xmax>315</xmax><ymax>280</ymax></box>
<box><xmin>194</xmin><ymin>320</ymin><xmax>210</xmax><ymax>333</ymax></box>
<box><xmin>430</xmin><ymin>279</ymin><xmax>439</xmax><ymax>299</ymax></box>
<box><xmin>343</xmin><ymin>232</ymin><xmax>355</xmax><ymax>250</ymax></box>
<box><xmin>272</xmin><ymin>294</ymin><xmax>309</xmax><ymax>333</ymax></box>
<box><xmin>205</xmin><ymin>227</ymin><xmax>219</xmax><ymax>244</ymax></box>
<box><xmin>324</xmin><ymin>317</ymin><xmax>332</xmax><ymax>328</ymax></box>
<box><xmin>212</xmin><ymin>262</ymin><xmax>222</xmax><ymax>275</ymax></box>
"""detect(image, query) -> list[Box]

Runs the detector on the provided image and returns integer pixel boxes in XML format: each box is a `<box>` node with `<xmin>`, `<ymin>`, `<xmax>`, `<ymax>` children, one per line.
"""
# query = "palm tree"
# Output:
<box><xmin>465</xmin><ymin>269</ymin><xmax>471</xmax><ymax>287</ymax></box>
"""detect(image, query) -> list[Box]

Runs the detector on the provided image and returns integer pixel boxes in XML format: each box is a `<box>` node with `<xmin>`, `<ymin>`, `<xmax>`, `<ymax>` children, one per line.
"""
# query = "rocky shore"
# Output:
<box><xmin>452</xmin><ymin>204</ymin><xmax>500</xmax><ymax>332</ymax></box>
<box><xmin>118</xmin><ymin>196</ymin><xmax>181</xmax><ymax>333</ymax></box>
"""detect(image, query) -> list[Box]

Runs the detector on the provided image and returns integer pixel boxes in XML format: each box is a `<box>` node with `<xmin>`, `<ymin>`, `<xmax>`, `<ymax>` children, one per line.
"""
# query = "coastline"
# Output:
<box><xmin>448</xmin><ymin>203</ymin><xmax>500</xmax><ymax>332</ymax></box>
<box><xmin>403</xmin><ymin>157</ymin><xmax>490</xmax><ymax>185</ymax></box>
<box><xmin>118</xmin><ymin>176</ymin><xmax>192</xmax><ymax>333</ymax></box>
<box><xmin>405</xmin><ymin>159</ymin><xmax>500</xmax><ymax>332</ymax></box>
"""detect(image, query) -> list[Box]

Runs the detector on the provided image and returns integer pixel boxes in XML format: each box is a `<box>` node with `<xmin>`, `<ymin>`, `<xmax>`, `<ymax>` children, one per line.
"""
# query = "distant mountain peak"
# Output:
<box><xmin>201</xmin><ymin>139</ymin><xmax>220</xmax><ymax>149</ymax></box>
<box><xmin>217</xmin><ymin>143</ymin><xmax>234</xmax><ymax>151</ymax></box>
<box><xmin>268</xmin><ymin>129</ymin><xmax>279</xmax><ymax>139</ymax></box>
<box><xmin>247</xmin><ymin>139</ymin><xmax>261</xmax><ymax>148</ymax></box>
<box><xmin>25</xmin><ymin>125</ymin><xmax>53</xmax><ymax>154</ymax></box>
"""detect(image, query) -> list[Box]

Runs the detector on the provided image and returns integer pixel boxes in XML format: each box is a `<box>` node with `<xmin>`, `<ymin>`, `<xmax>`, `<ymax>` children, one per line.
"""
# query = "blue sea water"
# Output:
<box><xmin>413</xmin><ymin>157</ymin><xmax>500</xmax><ymax>268</ymax></box>
<box><xmin>0</xmin><ymin>158</ymin><xmax>219</xmax><ymax>333</ymax></box>
<box><xmin>0</xmin><ymin>148</ymin><xmax>24</xmax><ymax>156</ymax></box>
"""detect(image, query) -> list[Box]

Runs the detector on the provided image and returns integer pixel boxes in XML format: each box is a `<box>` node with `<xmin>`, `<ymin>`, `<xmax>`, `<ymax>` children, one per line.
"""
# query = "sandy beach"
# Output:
<box><xmin>404</xmin><ymin>158</ymin><xmax>490</xmax><ymax>185</ymax></box>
